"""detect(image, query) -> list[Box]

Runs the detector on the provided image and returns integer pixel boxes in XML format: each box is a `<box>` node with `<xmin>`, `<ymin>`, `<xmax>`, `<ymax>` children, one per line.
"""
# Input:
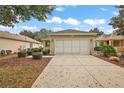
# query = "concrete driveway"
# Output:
<box><xmin>32</xmin><ymin>55</ymin><xmax>124</xmax><ymax>88</ymax></box>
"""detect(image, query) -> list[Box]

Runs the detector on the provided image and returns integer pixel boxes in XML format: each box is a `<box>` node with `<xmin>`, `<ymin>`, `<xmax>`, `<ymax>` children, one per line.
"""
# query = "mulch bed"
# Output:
<box><xmin>95</xmin><ymin>55</ymin><xmax>124</xmax><ymax>68</ymax></box>
<box><xmin>0</xmin><ymin>57</ymin><xmax>52</xmax><ymax>88</ymax></box>
<box><xmin>0</xmin><ymin>54</ymin><xmax>17</xmax><ymax>61</ymax></box>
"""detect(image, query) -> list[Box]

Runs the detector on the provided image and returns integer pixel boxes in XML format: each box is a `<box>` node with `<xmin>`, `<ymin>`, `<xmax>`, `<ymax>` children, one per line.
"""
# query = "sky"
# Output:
<box><xmin>0</xmin><ymin>5</ymin><xmax>119</xmax><ymax>34</ymax></box>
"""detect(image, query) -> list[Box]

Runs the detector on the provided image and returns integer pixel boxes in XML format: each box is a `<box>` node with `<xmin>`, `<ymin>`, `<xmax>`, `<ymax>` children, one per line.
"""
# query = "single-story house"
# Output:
<box><xmin>43</xmin><ymin>29</ymin><xmax>97</xmax><ymax>55</ymax></box>
<box><xmin>0</xmin><ymin>31</ymin><xmax>41</xmax><ymax>52</ymax></box>
<box><xmin>95</xmin><ymin>34</ymin><xmax>124</xmax><ymax>53</ymax></box>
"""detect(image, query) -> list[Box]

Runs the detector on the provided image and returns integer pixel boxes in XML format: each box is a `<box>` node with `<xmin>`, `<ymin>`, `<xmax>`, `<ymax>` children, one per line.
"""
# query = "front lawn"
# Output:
<box><xmin>0</xmin><ymin>57</ymin><xmax>51</xmax><ymax>88</ymax></box>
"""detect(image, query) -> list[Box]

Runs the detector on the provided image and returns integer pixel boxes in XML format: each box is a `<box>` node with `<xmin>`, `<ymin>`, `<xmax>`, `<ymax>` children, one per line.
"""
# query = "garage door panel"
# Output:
<box><xmin>63</xmin><ymin>40</ymin><xmax>71</xmax><ymax>53</ymax></box>
<box><xmin>55</xmin><ymin>40</ymin><xmax>63</xmax><ymax>54</ymax></box>
<box><xmin>55</xmin><ymin>40</ymin><xmax>63</xmax><ymax>46</ymax></box>
<box><xmin>80</xmin><ymin>40</ymin><xmax>90</xmax><ymax>54</ymax></box>
<box><xmin>72</xmin><ymin>40</ymin><xmax>80</xmax><ymax>54</ymax></box>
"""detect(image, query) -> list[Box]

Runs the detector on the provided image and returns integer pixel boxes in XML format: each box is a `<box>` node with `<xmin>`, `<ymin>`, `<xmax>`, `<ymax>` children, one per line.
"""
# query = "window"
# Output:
<box><xmin>113</xmin><ymin>40</ymin><xmax>119</xmax><ymax>47</ymax></box>
<box><xmin>120</xmin><ymin>40</ymin><xmax>124</xmax><ymax>46</ymax></box>
<box><xmin>19</xmin><ymin>45</ymin><xmax>26</xmax><ymax>50</ymax></box>
<box><xmin>30</xmin><ymin>43</ymin><xmax>33</xmax><ymax>48</ymax></box>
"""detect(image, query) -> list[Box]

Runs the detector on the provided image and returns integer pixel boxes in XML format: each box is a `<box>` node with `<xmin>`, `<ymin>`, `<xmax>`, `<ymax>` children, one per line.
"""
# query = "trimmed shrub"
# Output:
<box><xmin>100</xmin><ymin>45</ymin><xmax>117</xmax><ymax>56</ymax></box>
<box><xmin>43</xmin><ymin>51</ymin><xmax>47</xmax><ymax>55</ymax></box>
<box><xmin>1</xmin><ymin>50</ymin><xmax>6</xmax><ymax>56</ymax></box>
<box><xmin>32</xmin><ymin>52</ymin><xmax>42</xmax><ymax>59</ymax></box>
<box><xmin>31</xmin><ymin>48</ymin><xmax>41</xmax><ymax>53</ymax></box>
<box><xmin>27</xmin><ymin>49</ymin><xmax>32</xmax><ymax>55</ymax></box>
<box><xmin>43</xmin><ymin>49</ymin><xmax>50</xmax><ymax>55</ymax></box>
<box><xmin>17</xmin><ymin>51</ymin><xmax>27</xmax><ymax>58</ymax></box>
<box><xmin>94</xmin><ymin>46</ymin><xmax>101</xmax><ymax>51</ymax></box>
<box><xmin>6</xmin><ymin>50</ymin><xmax>12</xmax><ymax>55</ymax></box>
<box><xmin>38</xmin><ymin>48</ymin><xmax>42</xmax><ymax>52</ymax></box>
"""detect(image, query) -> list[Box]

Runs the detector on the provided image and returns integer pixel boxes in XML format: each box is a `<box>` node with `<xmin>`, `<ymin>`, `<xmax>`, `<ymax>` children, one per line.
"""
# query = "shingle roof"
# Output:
<box><xmin>49</xmin><ymin>29</ymin><xmax>97</xmax><ymax>36</ymax></box>
<box><xmin>0</xmin><ymin>31</ymin><xmax>40</xmax><ymax>44</ymax></box>
<box><xmin>53</xmin><ymin>29</ymin><xmax>89</xmax><ymax>33</ymax></box>
<box><xmin>96</xmin><ymin>34</ymin><xmax>124</xmax><ymax>41</ymax></box>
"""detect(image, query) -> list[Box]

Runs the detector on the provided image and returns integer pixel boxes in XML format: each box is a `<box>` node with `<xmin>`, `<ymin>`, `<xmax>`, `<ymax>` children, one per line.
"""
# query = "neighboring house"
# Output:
<box><xmin>95</xmin><ymin>34</ymin><xmax>124</xmax><ymax>53</ymax></box>
<box><xmin>43</xmin><ymin>29</ymin><xmax>97</xmax><ymax>55</ymax></box>
<box><xmin>0</xmin><ymin>31</ymin><xmax>41</xmax><ymax>52</ymax></box>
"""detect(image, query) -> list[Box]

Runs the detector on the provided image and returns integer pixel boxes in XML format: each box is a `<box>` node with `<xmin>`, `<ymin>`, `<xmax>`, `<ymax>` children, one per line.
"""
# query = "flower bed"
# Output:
<box><xmin>95</xmin><ymin>55</ymin><xmax>124</xmax><ymax>68</ymax></box>
<box><xmin>0</xmin><ymin>54</ymin><xmax>17</xmax><ymax>61</ymax></box>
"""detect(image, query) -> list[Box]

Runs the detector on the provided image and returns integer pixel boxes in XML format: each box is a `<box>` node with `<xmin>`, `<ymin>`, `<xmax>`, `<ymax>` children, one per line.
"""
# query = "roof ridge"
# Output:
<box><xmin>53</xmin><ymin>29</ymin><xmax>89</xmax><ymax>33</ymax></box>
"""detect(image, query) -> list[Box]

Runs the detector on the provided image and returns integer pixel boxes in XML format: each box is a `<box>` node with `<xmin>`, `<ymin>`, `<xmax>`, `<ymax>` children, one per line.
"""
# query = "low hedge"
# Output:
<box><xmin>32</xmin><ymin>52</ymin><xmax>42</xmax><ymax>59</ymax></box>
<box><xmin>17</xmin><ymin>51</ymin><xmax>27</xmax><ymax>58</ymax></box>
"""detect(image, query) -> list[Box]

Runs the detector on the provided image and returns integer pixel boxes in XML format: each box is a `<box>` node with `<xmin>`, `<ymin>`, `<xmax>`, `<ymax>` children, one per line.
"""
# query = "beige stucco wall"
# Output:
<box><xmin>49</xmin><ymin>35</ymin><xmax>96</xmax><ymax>39</ymax></box>
<box><xmin>0</xmin><ymin>38</ymin><xmax>40</xmax><ymax>52</ymax></box>
<box><xmin>32</xmin><ymin>43</ymin><xmax>41</xmax><ymax>48</ymax></box>
<box><xmin>49</xmin><ymin>35</ymin><xmax>96</xmax><ymax>54</ymax></box>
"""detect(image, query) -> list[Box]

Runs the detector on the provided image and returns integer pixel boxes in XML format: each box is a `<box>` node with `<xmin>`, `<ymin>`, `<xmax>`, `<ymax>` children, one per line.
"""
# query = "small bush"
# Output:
<box><xmin>43</xmin><ymin>49</ymin><xmax>50</xmax><ymax>55</ymax></box>
<box><xmin>6</xmin><ymin>50</ymin><xmax>12</xmax><ymax>55</ymax></box>
<box><xmin>43</xmin><ymin>51</ymin><xmax>47</xmax><ymax>55</ymax></box>
<box><xmin>94</xmin><ymin>46</ymin><xmax>101</xmax><ymax>51</ymax></box>
<box><xmin>32</xmin><ymin>48</ymin><xmax>41</xmax><ymax>52</ymax></box>
<box><xmin>38</xmin><ymin>48</ymin><xmax>42</xmax><ymax>52</ymax></box>
<box><xmin>32</xmin><ymin>52</ymin><xmax>42</xmax><ymax>59</ymax></box>
<box><xmin>1</xmin><ymin>50</ymin><xmax>6</xmax><ymax>56</ymax></box>
<box><xmin>17</xmin><ymin>51</ymin><xmax>27</xmax><ymax>58</ymax></box>
<box><xmin>27</xmin><ymin>49</ymin><xmax>32</xmax><ymax>55</ymax></box>
<box><xmin>100</xmin><ymin>45</ymin><xmax>117</xmax><ymax>56</ymax></box>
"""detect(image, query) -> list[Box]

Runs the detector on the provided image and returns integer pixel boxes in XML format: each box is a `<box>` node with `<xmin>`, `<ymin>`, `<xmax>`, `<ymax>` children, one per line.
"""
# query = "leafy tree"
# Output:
<box><xmin>34</xmin><ymin>28</ymin><xmax>51</xmax><ymax>42</ymax></box>
<box><xmin>109</xmin><ymin>5</ymin><xmax>124</xmax><ymax>35</ymax></box>
<box><xmin>89</xmin><ymin>28</ymin><xmax>104</xmax><ymax>36</ymax></box>
<box><xmin>20</xmin><ymin>30</ymin><xmax>34</xmax><ymax>39</ymax></box>
<box><xmin>19</xmin><ymin>28</ymin><xmax>52</xmax><ymax>42</ymax></box>
<box><xmin>0</xmin><ymin>5</ymin><xmax>55</xmax><ymax>27</ymax></box>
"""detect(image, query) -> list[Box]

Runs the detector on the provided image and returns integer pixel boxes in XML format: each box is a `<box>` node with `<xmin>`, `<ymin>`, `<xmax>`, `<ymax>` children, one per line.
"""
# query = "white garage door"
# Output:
<box><xmin>55</xmin><ymin>40</ymin><xmax>90</xmax><ymax>54</ymax></box>
<box><xmin>64</xmin><ymin>40</ymin><xmax>72</xmax><ymax>54</ymax></box>
<box><xmin>80</xmin><ymin>40</ymin><xmax>90</xmax><ymax>54</ymax></box>
<box><xmin>55</xmin><ymin>40</ymin><xmax>63</xmax><ymax>54</ymax></box>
